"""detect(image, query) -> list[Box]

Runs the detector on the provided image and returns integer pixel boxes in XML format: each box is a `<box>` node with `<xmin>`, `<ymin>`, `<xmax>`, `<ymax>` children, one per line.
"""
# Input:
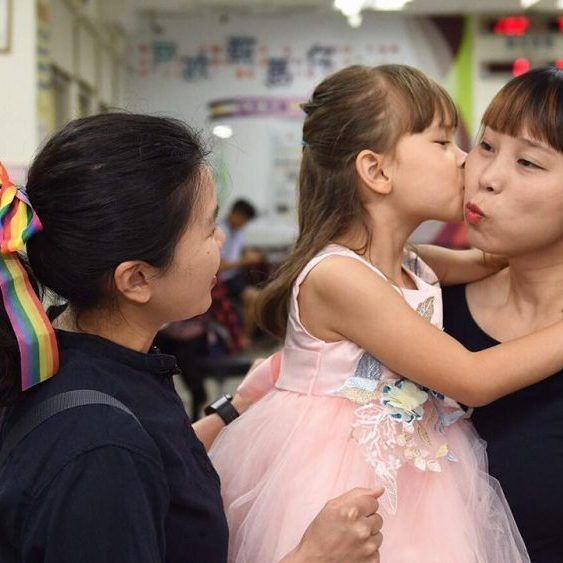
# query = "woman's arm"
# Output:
<box><xmin>415</xmin><ymin>244</ymin><xmax>507</xmax><ymax>286</ymax></box>
<box><xmin>193</xmin><ymin>357</ymin><xmax>270</xmax><ymax>449</ymax></box>
<box><xmin>301</xmin><ymin>256</ymin><xmax>563</xmax><ymax>407</ymax></box>
<box><xmin>192</xmin><ymin>393</ymin><xmax>251</xmax><ymax>450</ymax></box>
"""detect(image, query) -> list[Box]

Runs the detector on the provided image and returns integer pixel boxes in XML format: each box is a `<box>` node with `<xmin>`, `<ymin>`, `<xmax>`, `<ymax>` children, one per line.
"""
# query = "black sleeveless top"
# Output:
<box><xmin>443</xmin><ymin>285</ymin><xmax>563</xmax><ymax>563</ymax></box>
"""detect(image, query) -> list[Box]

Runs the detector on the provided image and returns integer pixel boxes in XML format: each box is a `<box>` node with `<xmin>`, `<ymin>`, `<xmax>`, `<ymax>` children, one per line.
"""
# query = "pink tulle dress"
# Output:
<box><xmin>209</xmin><ymin>245</ymin><xmax>529</xmax><ymax>563</ymax></box>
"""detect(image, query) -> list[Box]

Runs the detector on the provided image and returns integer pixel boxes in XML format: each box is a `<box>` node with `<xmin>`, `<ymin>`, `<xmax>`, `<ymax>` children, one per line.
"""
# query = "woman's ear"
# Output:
<box><xmin>113</xmin><ymin>261</ymin><xmax>154</xmax><ymax>304</ymax></box>
<box><xmin>355</xmin><ymin>149</ymin><xmax>393</xmax><ymax>195</ymax></box>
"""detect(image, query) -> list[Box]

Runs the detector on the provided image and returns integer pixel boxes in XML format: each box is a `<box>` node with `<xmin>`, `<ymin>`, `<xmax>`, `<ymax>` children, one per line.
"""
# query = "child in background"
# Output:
<box><xmin>210</xmin><ymin>65</ymin><xmax>563</xmax><ymax>562</ymax></box>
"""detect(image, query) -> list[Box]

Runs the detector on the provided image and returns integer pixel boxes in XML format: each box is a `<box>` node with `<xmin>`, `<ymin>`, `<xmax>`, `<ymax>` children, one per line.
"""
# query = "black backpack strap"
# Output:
<box><xmin>0</xmin><ymin>389</ymin><xmax>142</xmax><ymax>467</ymax></box>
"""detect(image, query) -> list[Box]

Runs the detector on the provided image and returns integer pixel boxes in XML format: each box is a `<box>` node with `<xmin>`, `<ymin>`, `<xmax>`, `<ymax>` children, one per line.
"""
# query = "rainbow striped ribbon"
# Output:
<box><xmin>0</xmin><ymin>162</ymin><xmax>58</xmax><ymax>390</ymax></box>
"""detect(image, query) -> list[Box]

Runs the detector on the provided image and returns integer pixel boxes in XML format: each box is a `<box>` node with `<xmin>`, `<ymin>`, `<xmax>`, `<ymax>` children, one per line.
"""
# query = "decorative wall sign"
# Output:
<box><xmin>133</xmin><ymin>36</ymin><xmax>403</xmax><ymax>89</ymax></box>
<box><xmin>208</xmin><ymin>97</ymin><xmax>304</xmax><ymax>120</ymax></box>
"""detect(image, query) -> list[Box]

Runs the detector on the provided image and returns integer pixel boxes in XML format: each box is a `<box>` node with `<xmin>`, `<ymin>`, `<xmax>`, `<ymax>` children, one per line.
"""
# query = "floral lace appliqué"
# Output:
<box><xmin>333</xmin><ymin>316</ymin><xmax>467</xmax><ymax>514</ymax></box>
<box><xmin>343</xmin><ymin>377</ymin><xmax>467</xmax><ymax>514</ymax></box>
<box><xmin>331</xmin><ymin>287</ymin><xmax>465</xmax><ymax>513</ymax></box>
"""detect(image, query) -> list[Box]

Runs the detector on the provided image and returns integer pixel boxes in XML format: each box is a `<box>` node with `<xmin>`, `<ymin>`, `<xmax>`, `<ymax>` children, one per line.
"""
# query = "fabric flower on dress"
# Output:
<box><xmin>333</xmin><ymin>352</ymin><xmax>383</xmax><ymax>404</ymax></box>
<box><xmin>381</xmin><ymin>379</ymin><xmax>428</xmax><ymax>423</ymax></box>
<box><xmin>415</xmin><ymin>296</ymin><xmax>435</xmax><ymax>322</ymax></box>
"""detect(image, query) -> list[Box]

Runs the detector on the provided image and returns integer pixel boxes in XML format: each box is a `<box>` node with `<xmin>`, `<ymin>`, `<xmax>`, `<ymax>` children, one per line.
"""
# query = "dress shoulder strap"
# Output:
<box><xmin>293</xmin><ymin>244</ymin><xmax>387</xmax><ymax>295</ymax></box>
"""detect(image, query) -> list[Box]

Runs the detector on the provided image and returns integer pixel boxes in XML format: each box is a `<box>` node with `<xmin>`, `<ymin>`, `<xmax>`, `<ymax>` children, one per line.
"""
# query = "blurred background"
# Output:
<box><xmin>1</xmin><ymin>0</ymin><xmax>561</xmax><ymax>415</ymax></box>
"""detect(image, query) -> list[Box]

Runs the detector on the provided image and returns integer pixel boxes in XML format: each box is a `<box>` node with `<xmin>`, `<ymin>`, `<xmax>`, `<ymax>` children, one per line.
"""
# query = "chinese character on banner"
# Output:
<box><xmin>266</xmin><ymin>57</ymin><xmax>292</xmax><ymax>87</ymax></box>
<box><xmin>227</xmin><ymin>36</ymin><xmax>257</xmax><ymax>65</ymax></box>
<box><xmin>136</xmin><ymin>43</ymin><xmax>151</xmax><ymax>77</ymax></box>
<box><xmin>182</xmin><ymin>52</ymin><xmax>210</xmax><ymax>80</ymax></box>
<box><xmin>306</xmin><ymin>44</ymin><xmax>336</xmax><ymax>74</ymax></box>
<box><xmin>152</xmin><ymin>40</ymin><xmax>178</xmax><ymax>68</ymax></box>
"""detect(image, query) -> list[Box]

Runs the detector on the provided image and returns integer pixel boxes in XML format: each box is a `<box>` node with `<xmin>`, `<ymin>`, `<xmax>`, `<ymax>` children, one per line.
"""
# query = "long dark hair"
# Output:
<box><xmin>255</xmin><ymin>64</ymin><xmax>458</xmax><ymax>338</ymax></box>
<box><xmin>1</xmin><ymin>113</ymin><xmax>209</xmax><ymax>404</ymax></box>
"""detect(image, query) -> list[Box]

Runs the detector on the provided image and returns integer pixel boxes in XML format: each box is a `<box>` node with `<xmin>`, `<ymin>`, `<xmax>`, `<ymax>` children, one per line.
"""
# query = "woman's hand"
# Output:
<box><xmin>280</xmin><ymin>487</ymin><xmax>384</xmax><ymax>563</ymax></box>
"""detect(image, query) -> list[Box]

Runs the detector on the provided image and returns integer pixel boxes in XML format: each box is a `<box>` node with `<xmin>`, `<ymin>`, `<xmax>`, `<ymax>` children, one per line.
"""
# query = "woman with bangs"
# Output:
<box><xmin>209</xmin><ymin>64</ymin><xmax>563</xmax><ymax>562</ymax></box>
<box><xmin>444</xmin><ymin>66</ymin><xmax>563</xmax><ymax>562</ymax></box>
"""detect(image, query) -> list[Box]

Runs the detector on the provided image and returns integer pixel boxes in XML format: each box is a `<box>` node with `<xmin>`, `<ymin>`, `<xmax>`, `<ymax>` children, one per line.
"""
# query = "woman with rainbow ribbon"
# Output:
<box><xmin>0</xmin><ymin>163</ymin><xmax>58</xmax><ymax>393</ymax></box>
<box><xmin>0</xmin><ymin>113</ymin><xmax>383</xmax><ymax>563</ymax></box>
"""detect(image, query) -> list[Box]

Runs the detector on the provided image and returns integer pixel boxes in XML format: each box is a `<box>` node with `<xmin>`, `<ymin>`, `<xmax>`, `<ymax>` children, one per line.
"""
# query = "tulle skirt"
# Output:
<box><xmin>209</xmin><ymin>389</ymin><xmax>529</xmax><ymax>563</ymax></box>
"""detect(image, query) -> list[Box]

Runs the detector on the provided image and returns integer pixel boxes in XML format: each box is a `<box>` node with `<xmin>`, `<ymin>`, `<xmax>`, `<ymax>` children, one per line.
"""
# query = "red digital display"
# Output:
<box><xmin>512</xmin><ymin>58</ymin><xmax>531</xmax><ymax>77</ymax></box>
<box><xmin>493</xmin><ymin>16</ymin><xmax>529</xmax><ymax>36</ymax></box>
<box><xmin>555</xmin><ymin>59</ymin><xmax>563</xmax><ymax>70</ymax></box>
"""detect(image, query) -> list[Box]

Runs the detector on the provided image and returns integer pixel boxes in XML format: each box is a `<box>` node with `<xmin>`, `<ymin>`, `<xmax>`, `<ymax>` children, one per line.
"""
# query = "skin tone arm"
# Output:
<box><xmin>193</xmin><ymin>393</ymin><xmax>251</xmax><ymax>450</ymax></box>
<box><xmin>301</xmin><ymin>256</ymin><xmax>563</xmax><ymax>407</ymax></box>
<box><xmin>415</xmin><ymin>245</ymin><xmax>507</xmax><ymax>286</ymax></box>
<box><xmin>193</xmin><ymin>358</ymin><xmax>266</xmax><ymax>449</ymax></box>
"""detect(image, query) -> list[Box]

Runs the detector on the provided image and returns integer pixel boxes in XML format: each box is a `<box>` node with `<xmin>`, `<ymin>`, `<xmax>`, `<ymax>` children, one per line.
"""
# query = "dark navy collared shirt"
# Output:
<box><xmin>0</xmin><ymin>330</ymin><xmax>228</xmax><ymax>563</ymax></box>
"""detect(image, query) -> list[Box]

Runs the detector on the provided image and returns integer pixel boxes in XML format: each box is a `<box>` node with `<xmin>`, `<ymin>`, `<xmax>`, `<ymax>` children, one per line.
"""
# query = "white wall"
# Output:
<box><xmin>49</xmin><ymin>0</ymin><xmax>129</xmax><ymax>114</ymax></box>
<box><xmin>126</xmin><ymin>11</ymin><xmax>453</xmax><ymax>244</ymax></box>
<box><xmin>0</xmin><ymin>0</ymin><xmax>130</xmax><ymax>182</ymax></box>
<box><xmin>0</xmin><ymin>0</ymin><xmax>37</xmax><ymax>179</ymax></box>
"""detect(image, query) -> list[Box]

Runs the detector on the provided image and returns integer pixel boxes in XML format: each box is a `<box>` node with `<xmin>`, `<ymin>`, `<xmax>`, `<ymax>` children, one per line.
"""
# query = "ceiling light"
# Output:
<box><xmin>520</xmin><ymin>0</ymin><xmax>540</xmax><ymax>8</ymax></box>
<box><xmin>371</xmin><ymin>0</ymin><xmax>412</xmax><ymax>9</ymax></box>
<box><xmin>334</xmin><ymin>0</ymin><xmax>364</xmax><ymax>17</ymax></box>
<box><xmin>212</xmin><ymin>125</ymin><xmax>233</xmax><ymax>139</ymax></box>
<box><xmin>348</xmin><ymin>13</ymin><xmax>363</xmax><ymax>27</ymax></box>
<box><xmin>334</xmin><ymin>0</ymin><xmax>413</xmax><ymax>17</ymax></box>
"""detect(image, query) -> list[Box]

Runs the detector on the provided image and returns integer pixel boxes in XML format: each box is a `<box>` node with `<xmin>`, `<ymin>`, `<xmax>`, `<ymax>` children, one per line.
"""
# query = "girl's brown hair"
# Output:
<box><xmin>255</xmin><ymin>64</ymin><xmax>458</xmax><ymax>338</ymax></box>
<box><xmin>481</xmin><ymin>66</ymin><xmax>563</xmax><ymax>152</ymax></box>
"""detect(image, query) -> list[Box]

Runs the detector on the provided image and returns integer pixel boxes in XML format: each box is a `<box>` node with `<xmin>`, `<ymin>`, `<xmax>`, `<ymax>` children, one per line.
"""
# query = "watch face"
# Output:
<box><xmin>216</xmin><ymin>394</ymin><xmax>232</xmax><ymax>408</ymax></box>
<box><xmin>215</xmin><ymin>397</ymin><xmax>229</xmax><ymax>408</ymax></box>
<box><xmin>205</xmin><ymin>394</ymin><xmax>233</xmax><ymax>415</ymax></box>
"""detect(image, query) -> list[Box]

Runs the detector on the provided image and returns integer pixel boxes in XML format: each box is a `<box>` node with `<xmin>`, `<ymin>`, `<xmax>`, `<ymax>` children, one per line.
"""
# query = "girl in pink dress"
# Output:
<box><xmin>209</xmin><ymin>65</ymin><xmax>563</xmax><ymax>562</ymax></box>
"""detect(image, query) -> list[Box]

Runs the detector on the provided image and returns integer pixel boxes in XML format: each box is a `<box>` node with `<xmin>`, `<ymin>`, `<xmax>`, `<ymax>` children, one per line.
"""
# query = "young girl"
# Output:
<box><xmin>0</xmin><ymin>114</ymin><xmax>383</xmax><ymax>562</ymax></box>
<box><xmin>209</xmin><ymin>65</ymin><xmax>563</xmax><ymax>562</ymax></box>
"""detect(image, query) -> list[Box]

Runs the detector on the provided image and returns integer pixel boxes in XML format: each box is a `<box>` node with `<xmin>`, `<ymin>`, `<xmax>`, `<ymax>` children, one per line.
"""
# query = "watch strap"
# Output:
<box><xmin>204</xmin><ymin>393</ymin><xmax>240</xmax><ymax>425</ymax></box>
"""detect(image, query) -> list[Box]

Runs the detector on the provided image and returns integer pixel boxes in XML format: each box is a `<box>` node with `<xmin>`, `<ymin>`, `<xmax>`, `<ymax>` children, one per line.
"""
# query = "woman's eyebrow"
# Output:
<box><xmin>519</xmin><ymin>137</ymin><xmax>555</xmax><ymax>155</ymax></box>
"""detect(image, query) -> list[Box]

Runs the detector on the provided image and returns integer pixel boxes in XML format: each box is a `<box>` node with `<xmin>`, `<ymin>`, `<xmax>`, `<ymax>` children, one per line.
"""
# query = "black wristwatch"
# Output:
<box><xmin>204</xmin><ymin>393</ymin><xmax>240</xmax><ymax>425</ymax></box>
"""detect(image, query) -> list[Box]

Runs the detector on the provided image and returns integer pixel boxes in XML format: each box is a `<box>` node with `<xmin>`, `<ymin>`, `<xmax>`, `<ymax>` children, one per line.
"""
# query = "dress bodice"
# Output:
<box><xmin>276</xmin><ymin>244</ymin><xmax>443</xmax><ymax>396</ymax></box>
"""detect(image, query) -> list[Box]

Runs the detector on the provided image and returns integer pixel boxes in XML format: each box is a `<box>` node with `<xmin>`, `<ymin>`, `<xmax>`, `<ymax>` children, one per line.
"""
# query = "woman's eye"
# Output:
<box><xmin>435</xmin><ymin>140</ymin><xmax>449</xmax><ymax>146</ymax></box>
<box><xmin>518</xmin><ymin>159</ymin><xmax>541</xmax><ymax>170</ymax></box>
<box><xmin>479</xmin><ymin>141</ymin><xmax>493</xmax><ymax>152</ymax></box>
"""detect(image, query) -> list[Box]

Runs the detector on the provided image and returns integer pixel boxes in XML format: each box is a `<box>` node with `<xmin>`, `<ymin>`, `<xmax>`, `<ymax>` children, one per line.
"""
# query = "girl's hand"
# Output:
<box><xmin>414</xmin><ymin>245</ymin><xmax>508</xmax><ymax>286</ymax></box>
<box><xmin>481</xmin><ymin>251</ymin><xmax>508</xmax><ymax>271</ymax></box>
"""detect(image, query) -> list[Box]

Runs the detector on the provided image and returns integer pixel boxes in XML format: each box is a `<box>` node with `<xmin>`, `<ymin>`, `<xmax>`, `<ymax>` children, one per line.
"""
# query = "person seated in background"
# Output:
<box><xmin>218</xmin><ymin>198</ymin><xmax>265</xmax><ymax>346</ymax></box>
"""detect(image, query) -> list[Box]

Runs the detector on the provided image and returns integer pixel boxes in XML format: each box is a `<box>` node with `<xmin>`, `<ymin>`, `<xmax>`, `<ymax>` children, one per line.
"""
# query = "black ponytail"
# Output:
<box><xmin>1</xmin><ymin>113</ymin><xmax>209</xmax><ymax>404</ymax></box>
